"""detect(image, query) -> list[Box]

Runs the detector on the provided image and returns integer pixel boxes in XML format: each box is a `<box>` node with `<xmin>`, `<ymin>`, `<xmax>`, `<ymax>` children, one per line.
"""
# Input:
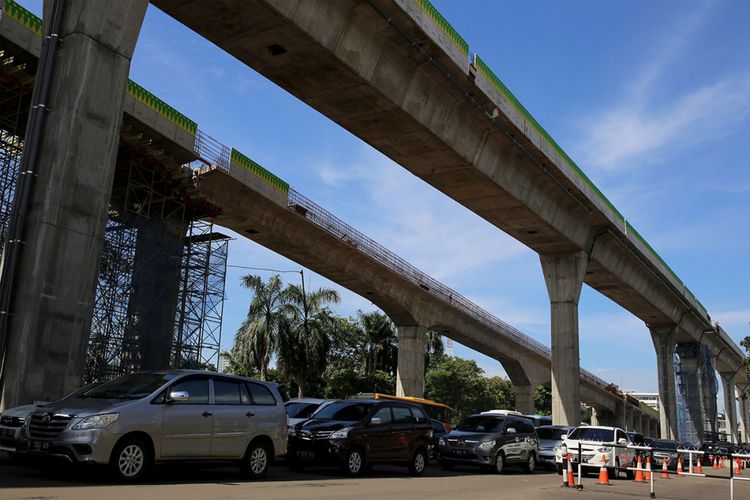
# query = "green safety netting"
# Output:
<box><xmin>2</xmin><ymin>0</ymin><xmax>42</xmax><ymax>35</ymax></box>
<box><xmin>126</xmin><ymin>80</ymin><xmax>197</xmax><ymax>135</ymax></box>
<box><xmin>415</xmin><ymin>0</ymin><xmax>468</xmax><ymax>56</ymax></box>
<box><xmin>230</xmin><ymin>148</ymin><xmax>289</xmax><ymax>194</ymax></box>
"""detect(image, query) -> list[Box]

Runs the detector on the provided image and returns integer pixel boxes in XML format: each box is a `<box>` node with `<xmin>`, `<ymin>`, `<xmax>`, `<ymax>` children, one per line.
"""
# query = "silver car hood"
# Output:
<box><xmin>1</xmin><ymin>403</ymin><xmax>45</xmax><ymax>418</ymax></box>
<box><xmin>33</xmin><ymin>398</ymin><xmax>136</xmax><ymax>417</ymax></box>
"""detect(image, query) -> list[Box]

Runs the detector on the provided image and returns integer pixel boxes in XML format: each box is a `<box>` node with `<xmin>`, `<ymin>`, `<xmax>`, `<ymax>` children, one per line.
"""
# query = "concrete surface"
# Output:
<box><xmin>0</xmin><ymin>453</ymin><xmax>748</xmax><ymax>499</ymax></box>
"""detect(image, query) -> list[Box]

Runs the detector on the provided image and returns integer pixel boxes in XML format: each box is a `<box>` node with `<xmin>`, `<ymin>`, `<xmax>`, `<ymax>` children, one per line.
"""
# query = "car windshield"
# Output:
<box><xmin>286</xmin><ymin>402</ymin><xmax>321</xmax><ymax>419</ymax></box>
<box><xmin>537</xmin><ymin>427</ymin><xmax>569</xmax><ymax>440</ymax></box>
<box><xmin>653</xmin><ymin>440</ymin><xmax>678</xmax><ymax>450</ymax></box>
<box><xmin>568</xmin><ymin>428</ymin><xmax>615</xmax><ymax>442</ymax></box>
<box><xmin>78</xmin><ymin>373</ymin><xmax>177</xmax><ymax>400</ymax></box>
<box><xmin>312</xmin><ymin>402</ymin><xmax>374</xmax><ymax>422</ymax></box>
<box><xmin>456</xmin><ymin>416</ymin><xmax>504</xmax><ymax>433</ymax></box>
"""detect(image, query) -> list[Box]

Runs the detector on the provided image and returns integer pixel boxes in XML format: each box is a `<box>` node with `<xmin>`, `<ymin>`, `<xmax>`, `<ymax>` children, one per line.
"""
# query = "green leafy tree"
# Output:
<box><xmin>359</xmin><ymin>311</ymin><xmax>398</xmax><ymax>376</ymax></box>
<box><xmin>534</xmin><ymin>384</ymin><xmax>552</xmax><ymax>415</ymax></box>
<box><xmin>487</xmin><ymin>376</ymin><xmax>515</xmax><ymax>410</ymax></box>
<box><xmin>425</xmin><ymin>357</ymin><xmax>497</xmax><ymax>421</ymax></box>
<box><xmin>277</xmin><ymin>282</ymin><xmax>340</xmax><ymax>398</ymax></box>
<box><xmin>232</xmin><ymin>274</ymin><xmax>291</xmax><ymax>380</ymax></box>
<box><xmin>425</xmin><ymin>329</ymin><xmax>444</xmax><ymax>372</ymax></box>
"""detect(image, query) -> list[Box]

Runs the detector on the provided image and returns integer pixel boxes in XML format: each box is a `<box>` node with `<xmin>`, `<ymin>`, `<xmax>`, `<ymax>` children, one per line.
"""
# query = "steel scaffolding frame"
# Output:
<box><xmin>172</xmin><ymin>220</ymin><xmax>228</xmax><ymax>371</ymax></box>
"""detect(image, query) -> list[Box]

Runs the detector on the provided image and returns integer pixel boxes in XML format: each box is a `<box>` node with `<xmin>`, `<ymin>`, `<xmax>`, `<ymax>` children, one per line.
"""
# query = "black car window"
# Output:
<box><xmin>537</xmin><ymin>427</ymin><xmax>569</xmax><ymax>440</ymax></box>
<box><xmin>372</xmin><ymin>406</ymin><xmax>394</xmax><ymax>424</ymax></box>
<box><xmin>246</xmin><ymin>383</ymin><xmax>277</xmax><ymax>406</ymax></box>
<box><xmin>517</xmin><ymin>419</ymin><xmax>534</xmax><ymax>434</ymax></box>
<box><xmin>393</xmin><ymin>406</ymin><xmax>414</xmax><ymax>424</ymax></box>
<box><xmin>170</xmin><ymin>378</ymin><xmax>209</xmax><ymax>404</ymax></box>
<box><xmin>314</xmin><ymin>402</ymin><xmax>375</xmax><ymax>422</ymax></box>
<box><xmin>457</xmin><ymin>416</ymin><xmax>504</xmax><ymax>433</ymax></box>
<box><xmin>431</xmin><ymin>419</ymin><xmax>445</xmax><ymax>432</ymax></box>
<box><xmin>286</xmin><ymin>402</ymin><xmax>321</xmax><ymax>419</ymax></box>
<box><xmin>568</xmin><ymin>427</ymin><xmax>615</xmax><ymax>442</ymax></box>
<box><xmin>652</xmin><ymin>440</ymin><xmax>678</xmax><ymax>450</ymax></box>
<box><xmin>411</xmin><ymin>407</ymin><xmax>430</xmax><ymax>423</ymax></box>
<box><xmin>80</xmin><ymin>373</ymin><xmax>176</xmax><ymax>400</ymax></box>
<box><xmin>213</xmin><ymin>379</ymin><xmax>250</xmax><ymax>405</ymax></box>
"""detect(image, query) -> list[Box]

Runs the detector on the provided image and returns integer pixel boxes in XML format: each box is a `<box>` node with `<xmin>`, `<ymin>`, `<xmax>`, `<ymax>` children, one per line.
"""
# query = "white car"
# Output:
<box><xmin>554</xmin><ymin>426</ymin><xmax>636</xmax><ymax>479</ymax></box>
<box><xmin>480</xmin><ymin>410</ymin><xmax>523</xmax><ymax>416</ymax></box>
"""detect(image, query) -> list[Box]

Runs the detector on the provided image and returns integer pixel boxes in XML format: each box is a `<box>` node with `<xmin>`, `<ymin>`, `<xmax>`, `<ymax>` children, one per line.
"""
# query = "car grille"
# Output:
<box><xmin>0</xmin><ymin>415</ymin><xmax>24</xmax><ymax>428</ymax></box>
<box><xmin>299</xmin><ymin>430</ymin><xmax>333</xmax><ymax>440</ymax></box>
<box><xmin>446</xmin><ymin>439</ymin><xmax>478</xmax><ymax>449</ymax></box>
<box><xmin>28</xmin><ymin>413</ymin><xmax>72</xmax><ymax>440</ymax></box>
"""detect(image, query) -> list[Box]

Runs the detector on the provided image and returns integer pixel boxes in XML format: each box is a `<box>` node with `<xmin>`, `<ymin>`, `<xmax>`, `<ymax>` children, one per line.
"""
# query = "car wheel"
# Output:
<box><xmin>624</xmin><ymin>458</ymin><xmax>634</xmax><ymax>480</ymax></box>
<box><xmin>342</xmin><ymin>448</ymin><xmax>365</xmax><ymax>476</ymax></box>
<box><xmin>242</xmin><ymin>441</ymin><xmax>270</xmax><ymax>479</ymax></box>
<box><xmin>494</xmin><ymin>452</ymin><xmax>505</xmax><ymax>474</ymax></box>
<box><xmin>409</xmin><ymin>448</ymin><xmax>427</xmax><ymax>476</ymax></box>
<box><xmin>110</xmin><ymin>437</ymin><xmax>151</xmax><ymax>482</ymax></box>
<box><xmin>523</xmin><ymin>453</ymin><xmax>536</xmax><ymax>473</ymax></box>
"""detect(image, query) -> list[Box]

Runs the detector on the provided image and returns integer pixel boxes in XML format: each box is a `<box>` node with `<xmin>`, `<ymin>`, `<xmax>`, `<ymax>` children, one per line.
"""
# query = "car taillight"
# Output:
<box><xmin>443</xmin><ymin>422</ymin><xmax>452</xmax><ymax>432</ymax></box>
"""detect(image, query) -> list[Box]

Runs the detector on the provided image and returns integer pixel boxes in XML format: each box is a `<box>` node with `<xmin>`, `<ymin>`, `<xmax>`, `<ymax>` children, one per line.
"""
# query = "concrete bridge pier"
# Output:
<box><xmin>737</xmin><ymin>385</ymin><xmax>750</xmax><ymax>444</ymax></box>
<box><xmin>500</xmin><ymin>358</ymin><xmax>546</xmax><ymax>415</ymax></box>
<box><xmin>0</xmin><ymin>0</ymin><xmax>148</xmax><ymax>410</ymax></box>
<box><xmin>125</xmin><ymin>217</ymin><xmax>187</xmax><ymax>371</ymax></box>
<box><xmin>540</xmin><ymin>251</ymin><xmax>587</xmax><ymax>426</ymax></box>
<box><xmin>590</xmin><ymin>399</ymin><xmax>626</xmax><ymax>429</ymax></box>
<box><xmin>395</xmin><ymin>325</ymin><xmax>427</xmax><ymax>398</ymax></box>
<box><xmin>650</xmin><ymin>325</ymin><xmax>678</xmax><ymax>439</ymax></box>
<box><xmin>720</xmin><ymin>371</ymin><xmax>738</xmax><ymax>443</ymax></box>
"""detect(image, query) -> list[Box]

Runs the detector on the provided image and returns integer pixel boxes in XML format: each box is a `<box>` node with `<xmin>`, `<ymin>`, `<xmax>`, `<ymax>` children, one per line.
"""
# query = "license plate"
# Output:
<box><xmin>453</xmin><ymin>449</ymin><xmax>468</xmax><ymax>456</ymax></box>
<box><xmin>297</xmin><ymin>450</ymin><xmax>314</xmax><ymax>460</ymax></box>
<box><xmin>29</xmin><ymin>440</ymin><xmax>49</xmax><ymax>451</ymax></box>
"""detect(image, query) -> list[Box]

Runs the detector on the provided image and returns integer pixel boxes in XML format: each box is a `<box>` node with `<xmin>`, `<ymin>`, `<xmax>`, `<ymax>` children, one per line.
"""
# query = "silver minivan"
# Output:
<box><xmin>19</xmin><ymin>370</ymin><xmax>287</xmax><ymax>481</ymax></box>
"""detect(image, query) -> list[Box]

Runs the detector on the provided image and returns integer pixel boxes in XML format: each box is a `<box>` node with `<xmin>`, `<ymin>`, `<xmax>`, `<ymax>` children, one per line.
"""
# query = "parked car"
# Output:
<box><xmin>17</xmin><ymin>370</ymin><xmax>287</xmax><ymax>481</ymax></box>
<box><xmin>651</xmin><ymin>439</ymin><xmax>685</xmax><ymax>470</ymax></box>
<box><xmin>627</xmin><ymin>432</ymin><xmax>648</xmax><ymax>459</ymax></box>
<box><xmin>0</xmin><ymin>382</ymin><xmax>100</xmax><ymax>456</ymax></box>
<box><xmin>524</xmin><ymin>414</ymin><xmax>553</xmax><ymax>427</ymax></box>
<box><xmin>699</xmin><ymin>441</ymin><xmax>731</xmax><ymax>465</ymax></box>
<box><xmin>436</xmin><ymin>413</ymin><xmax>538</xmax><ymax>474</ymax></box>
<box><xmin>536</xmin><ymin>425</ymin><xmax>574</xmax><ymax>469</ymax></box>
<box><xmin>285</xmin><ymin>398</ymin><xmax>337</xmax><ymax>428</ymax></box>
<box><xmin>430</xmin><ymin>418</ymin><xmax>448</xmax><ymax>458</ymax></box>
<box><xmin>287</xmin><ymin>399</ymin><xmax>432</xmax><ymax>476</ymax></box>
<box><xmin>555</xmin><ymin>426</ymin><xmax>635</xmax><ymax>479</ymax></box>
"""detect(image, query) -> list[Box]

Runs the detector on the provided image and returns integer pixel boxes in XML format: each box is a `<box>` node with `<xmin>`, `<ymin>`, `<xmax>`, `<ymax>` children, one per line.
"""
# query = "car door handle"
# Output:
<box><xmin>201</xmin><ymin>411</ymin><xmax>212</xmax><ymax>418</ymax></box>
<box><xmin>246</xmin><ymin>412</ymin><xmax>255</xmax><ymax>418</ymax></box>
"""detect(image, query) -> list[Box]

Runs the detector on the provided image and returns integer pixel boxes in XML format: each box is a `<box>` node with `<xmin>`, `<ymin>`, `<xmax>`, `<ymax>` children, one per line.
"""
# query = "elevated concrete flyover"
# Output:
<box><xmin>153</xmin><ymin>0</ymin><xmax>747</xmax><ymax>429</ymax></box>
<box><xmin>194</xmin><ymin>158</ymin><xmax>642</xmax><ymax>423</ymax></box>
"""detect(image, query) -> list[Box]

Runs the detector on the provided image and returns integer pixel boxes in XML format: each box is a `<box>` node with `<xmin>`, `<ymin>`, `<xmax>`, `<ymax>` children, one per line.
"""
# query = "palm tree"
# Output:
<box><xmin>359</xmin><ymin>311</ymin><xmax>398</xmax><ymax>376</ymax></box>
<box><xmin>424</xmin><ymin>329</ymin><xmax>444</xmax><ymax>371</ymax></box>
<box><xmin>277</xmin><ymin>281</ymin><xmax>340</xmax><ymax>397</ymax></box>
<box><xmin>232</xmin><ymin>274</ymin><xmax>290</xmax><ymax>380</ymax></box>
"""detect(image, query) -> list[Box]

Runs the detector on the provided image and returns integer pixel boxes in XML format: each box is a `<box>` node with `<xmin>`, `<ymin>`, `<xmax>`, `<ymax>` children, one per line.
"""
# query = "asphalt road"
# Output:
<box><xmin>1</xmin><ymin>454</ymin><xmax>748</xmax><ymax>499</ymax></box>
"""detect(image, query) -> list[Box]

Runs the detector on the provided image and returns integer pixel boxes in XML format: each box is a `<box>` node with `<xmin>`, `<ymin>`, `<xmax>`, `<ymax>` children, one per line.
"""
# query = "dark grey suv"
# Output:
<box><xmin>436</xmin><ymin>413</ymin><xmax>538</xmax><ymax>473</ymax></box>
<box><xmin>18</xmin><ymin>370</ymin><xmax>287</xmax><ymax>481</ymax></box>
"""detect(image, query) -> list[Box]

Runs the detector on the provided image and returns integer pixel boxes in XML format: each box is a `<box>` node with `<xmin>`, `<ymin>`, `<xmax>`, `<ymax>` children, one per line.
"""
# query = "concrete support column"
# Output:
<box><xmin>540</xmin><ymin>251</ymin><xmax>587</xmax><ymax>426</ymax></box>
<box><xmin>650</xmin><ymin>325</ymin><xmax>678</xmax><ymax>439</ymax></box>
<box><xmin>396</xmin><ymin>325</ymin><xmax>427</xmax><ymax>398</ymax></box>
<box><xmin>126</xmin><ymin>218</ymin><xmax>186</xmax><ymax>370</ymax></box>
<box><xmin>0</xmin><ymin>0</ymin><xmax>148</xmax><ymax>409</ymax></box>
<box><xmin>720</xmin><ymin>372</ymin><xmax>738</xmax><ymax>443</ymax></box>
<box><xmin>625</xmin><ymin>405</ymin><xmax>634</xmax><ymax>431</ymax></box>
<box><xmin>514</xmin><ymin>384</ymin><xmax>535</xmax><ymax>415</ymax></box>
<box><xmin>737</xmin><ymin>386</ymin><xmax>750</xmax><ymax>444</ymax></box>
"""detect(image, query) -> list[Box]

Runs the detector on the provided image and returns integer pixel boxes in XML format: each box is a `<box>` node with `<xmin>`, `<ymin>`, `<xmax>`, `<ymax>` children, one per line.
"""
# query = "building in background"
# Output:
<box><xmin>626</xmin><ymin>392</ymin><xmax>660</xmax><ymax>412</ymax></box>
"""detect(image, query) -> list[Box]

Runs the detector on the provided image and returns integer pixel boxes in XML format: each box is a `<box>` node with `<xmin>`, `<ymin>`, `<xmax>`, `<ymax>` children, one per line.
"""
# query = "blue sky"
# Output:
<box><xmin>22</xmin><ymin>1</ymin><xmax>750</xmax><ymax>409</ymax></box>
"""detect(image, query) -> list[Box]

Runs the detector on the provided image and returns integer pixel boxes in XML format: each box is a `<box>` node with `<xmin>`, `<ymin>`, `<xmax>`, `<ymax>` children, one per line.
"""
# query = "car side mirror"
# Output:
<box><xmin>560</xmin><ymin>434</ymin><xmax>568</xmax><ymax>440</ymax></box>
<box><xmin>618</xmin><ymin>438</ymin><xmax>627</xmax><ymax>445</ymax></box>
<box><xmin>370</xmin><ymin>417</ymin><xmax>383</xmax><ymax>426</ymax></box>
<box><xmin>167</xmin><ymin>390</ymin><xmax>189</xmax><ymax>403</ymax></box>
<box><xmin>506</xmin><ymin>427</ymin><xmax>517</xmax><ymax>435</ymax></box>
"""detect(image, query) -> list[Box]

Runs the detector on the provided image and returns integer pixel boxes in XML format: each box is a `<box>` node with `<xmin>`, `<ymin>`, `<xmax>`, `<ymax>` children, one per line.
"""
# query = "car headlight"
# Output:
<box><xmin>287</xmin><ymin>426</ymin><xmax>296</xmax><ymax>437</ymax></box>
<box><xmin>597</xmin><ymin>447</ymin><xmax>612</xmax><ymax>454</ymax></box>
<box><xmin>330</xmin><ymin>427</ymin><xmax>351</xmax><ymax>439</ymax></box>
<box><xmin>561</xmin><ymin>444</ymin><xmax>568</xmax><ymax>456</ymax></box>
<box><xmin>477</xmin><ymin>440</ymin><xmax>496</xmax><ymax>451</ymax></box>
<box><xmin>71</xmin><ymin>413</ymin><xmax>119</xmax><ymax>430</ymax></box>
<box><xmin>438</xmin><ymin>437</ymin><xmax>447</xmax><ymax>446</ymax></box>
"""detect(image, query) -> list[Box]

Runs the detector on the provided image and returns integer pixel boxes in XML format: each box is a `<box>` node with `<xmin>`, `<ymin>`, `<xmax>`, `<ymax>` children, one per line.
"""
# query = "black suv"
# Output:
<box><xmin>287</xmin><ymin>399</ymin><xmax>432</xmax><ymax>476</ymax></box>
<box><xmin>436</xmin><ymin>413</ymin><xmax>538</xmax><ymax>473</ymax></box>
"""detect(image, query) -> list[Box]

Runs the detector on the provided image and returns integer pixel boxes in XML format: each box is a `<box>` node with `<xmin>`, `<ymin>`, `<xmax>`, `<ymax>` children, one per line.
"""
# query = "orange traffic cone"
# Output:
<box><xmin>598</xmin><ymin>454</ymin><xmax>611</xmax><ymax>485</ymax></box>
<box><xmin>645</xmin><ymin>456</ymin><xmax>652</xmax><ymax>480</ymax></box>
<box><xmin>635</xmin><ymin>455</ymin><xmax>645</xmax><ymax>482</ymax></box>
<box><xmin>677</xmin><ymin>456</ymin><xmax>684</xmax><ymax>476</ymax></box>
<box><xmin>567</xmin><ymin>454</ymin><xmax>576</xmax><ymax>487</ymax></box>
<box><xmin>735</xmin><ymin>458</ymin><xmax>742</xmax><ymax>475</ymax></box>
<box><xmin>713</xmin><ymin>455</ymin><xmax>719</xmax><ymax>469</ymax></box>
<box><xmin>660</xmin><ymin>457</ymin><xmax>670</xmax><ymax>479</ymax></box>
<box><xmin>696</xmin><ymin>457</ymin><xmax>703</xmax><ymax>474</ymax></box>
